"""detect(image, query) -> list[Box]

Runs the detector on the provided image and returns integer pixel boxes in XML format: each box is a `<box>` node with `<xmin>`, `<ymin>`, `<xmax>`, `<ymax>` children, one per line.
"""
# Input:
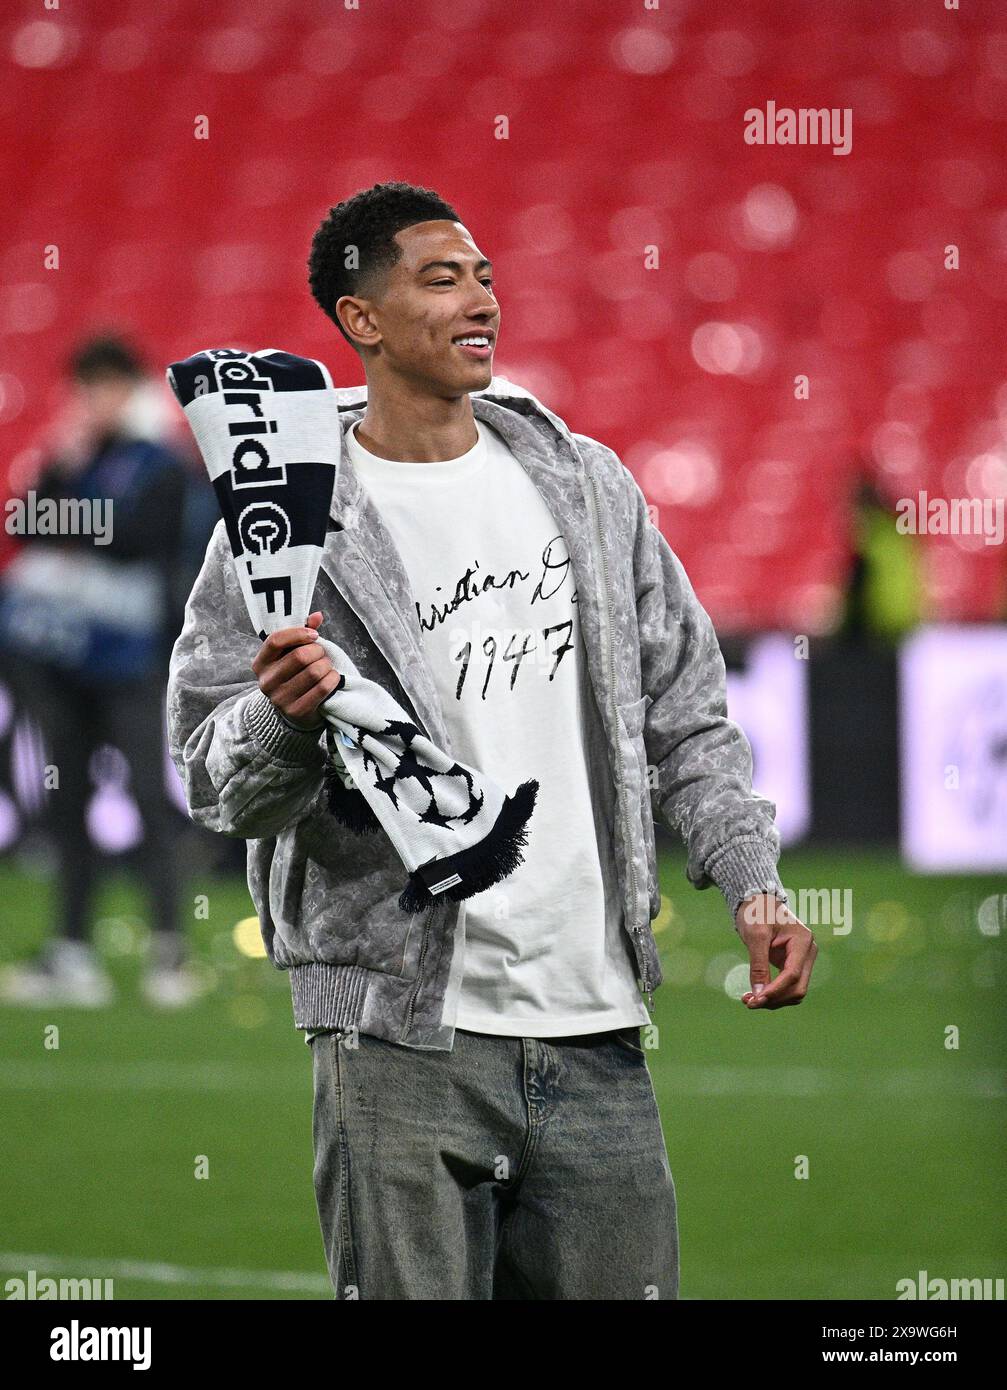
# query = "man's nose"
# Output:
<box><xmin>466</xmin><ymin>295</ymin><xmax>498</xmax><ymax>319</ymax></box>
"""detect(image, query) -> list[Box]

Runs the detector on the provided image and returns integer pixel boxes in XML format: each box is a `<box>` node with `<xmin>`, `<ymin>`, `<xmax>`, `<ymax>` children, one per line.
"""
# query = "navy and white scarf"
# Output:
<box><xmin>166</xmin><ymin>347</ymin><xmax>538</xmax><ymax>912</ymax></box>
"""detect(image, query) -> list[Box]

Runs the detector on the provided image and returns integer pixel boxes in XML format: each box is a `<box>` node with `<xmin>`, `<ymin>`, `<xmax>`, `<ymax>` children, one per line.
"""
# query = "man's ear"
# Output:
<box><xmin>336</xmin><ymin>295</ymin><xmax>381</xmax><ymax>351</ymax></box>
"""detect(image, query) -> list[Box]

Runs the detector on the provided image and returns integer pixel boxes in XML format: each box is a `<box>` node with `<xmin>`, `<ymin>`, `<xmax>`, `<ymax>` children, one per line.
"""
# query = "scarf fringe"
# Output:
<box><xmin>397</xmin><ymin>778</ymin><xmax>539</xmax><ymax>914</ymax></box>
<box><xmin>323</xmin><ymin>761</ymin><xmax>382</xmax><ymax>833</ymax></box>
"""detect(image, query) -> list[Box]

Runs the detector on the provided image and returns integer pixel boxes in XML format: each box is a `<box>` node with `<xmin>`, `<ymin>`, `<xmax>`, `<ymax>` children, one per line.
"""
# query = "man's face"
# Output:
<box><xmin>348</xmin><ymin>220</ymin><xmax>500</xmax><ymax>395</ymax></box>
<box><xmin>74</xmin><ymin>375</ymin><xmax>135</xmax><ymax>434</ymax></box>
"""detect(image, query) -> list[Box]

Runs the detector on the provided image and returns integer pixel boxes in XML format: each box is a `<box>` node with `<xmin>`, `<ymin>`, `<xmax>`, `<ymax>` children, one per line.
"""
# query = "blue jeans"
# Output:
<box><xmin>309</xmin><ymin>1025</ymin><xmax>679</xmax><ymax>1300</ymax></box>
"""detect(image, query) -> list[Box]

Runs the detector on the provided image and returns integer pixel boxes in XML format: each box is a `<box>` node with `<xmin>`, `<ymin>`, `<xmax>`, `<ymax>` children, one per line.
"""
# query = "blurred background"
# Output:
<box><xmin>0</xmin><ymin>0</ymin><xmax>1004</xmax><ymax>1299</ymax></box>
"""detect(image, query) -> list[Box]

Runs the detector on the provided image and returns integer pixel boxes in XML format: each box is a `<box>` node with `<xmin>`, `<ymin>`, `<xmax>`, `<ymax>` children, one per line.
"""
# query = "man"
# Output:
<box><xmin>0</xmin><ymin>334</ymin><xmax>200</xmax><ymax>1008</ymax></box>
<box><xmin>167</xmin><ymin>182</ymin><xmax>816</xmax><ymax>1299</ymax></box>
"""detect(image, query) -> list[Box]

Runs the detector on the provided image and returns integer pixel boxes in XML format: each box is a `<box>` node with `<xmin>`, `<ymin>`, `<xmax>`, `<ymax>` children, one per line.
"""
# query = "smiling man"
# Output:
<box><xmin>167</xmin><ymin>180</ymin><xmax>816</xmax><ymax>1300</ymax></box>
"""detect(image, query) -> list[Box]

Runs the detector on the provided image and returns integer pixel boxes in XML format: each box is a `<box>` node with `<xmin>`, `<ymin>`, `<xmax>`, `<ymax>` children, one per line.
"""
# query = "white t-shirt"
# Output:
<box><xmin>344</xmin><ymin>417</ymin><xmax>649</xmax><ymax>1037</ymax></box>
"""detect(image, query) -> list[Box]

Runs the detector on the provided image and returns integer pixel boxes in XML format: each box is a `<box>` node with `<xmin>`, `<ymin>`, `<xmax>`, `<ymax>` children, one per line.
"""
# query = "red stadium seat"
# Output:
<box><xmin>1</xmin><ymin>0</ymin><xmax>1003</xmax><ymax>620</ymax></box>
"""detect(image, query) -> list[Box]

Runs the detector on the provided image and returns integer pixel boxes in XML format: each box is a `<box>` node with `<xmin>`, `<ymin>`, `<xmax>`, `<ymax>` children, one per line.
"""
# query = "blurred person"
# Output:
<box><xmin>838</xmin><ymin>476</ymin><xmax>924</xmax><ymax>645</ymax></box>
<box><xmin>0</xmin><ymin>333</ymin><xmax>200</xmax><ymax>1008</ymax></box>
<box><xmin>168</xmin><ymin>183</ymin><xmax>816</xmax><ymax>1299</ymax></box>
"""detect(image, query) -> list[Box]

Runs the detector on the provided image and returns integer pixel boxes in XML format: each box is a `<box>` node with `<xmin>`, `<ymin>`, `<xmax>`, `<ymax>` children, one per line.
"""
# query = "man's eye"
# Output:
<box><xmin>480</xmin><ymin>278</ymin><xmax>495</xmax><ymax>289</ymax></box>
<box><xmin>430</xmin><ymin>279</ymin><xmax>455</xmax><ymax>287</ymax></box>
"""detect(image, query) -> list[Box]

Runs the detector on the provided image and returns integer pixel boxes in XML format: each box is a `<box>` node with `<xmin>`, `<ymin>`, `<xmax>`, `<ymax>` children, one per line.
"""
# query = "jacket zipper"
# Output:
<box><xmin>585</xmin><ymin>471</ymin><xmax>654</xmax><ymax>1012</ymax></box>
<box><xmin>402</xmin><ymin>903</ymin><xmax>435</xmax><ymax>1040</ymax></box>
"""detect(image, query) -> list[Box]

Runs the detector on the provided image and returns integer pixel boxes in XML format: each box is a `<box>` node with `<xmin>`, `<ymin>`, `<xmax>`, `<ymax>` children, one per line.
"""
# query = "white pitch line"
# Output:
<box><xmin>0</xmin><ymin>1061</ymin><xmax>301</xmax><ymax>1091</ymax></box>
<box><xmin>656</xmin><ymin>1065</ymin><xmax>1007</xmax><ymax>1099</ymax></box>
<box><xmin>0</xmin><ymin>1060</ymin><xmax>1002</xmax><ymax>1097</ymax></box>
<box><xmin>0</xmin><ymin>1251</ymin><xmax>331</xmax><ymax>1294</ymax></box>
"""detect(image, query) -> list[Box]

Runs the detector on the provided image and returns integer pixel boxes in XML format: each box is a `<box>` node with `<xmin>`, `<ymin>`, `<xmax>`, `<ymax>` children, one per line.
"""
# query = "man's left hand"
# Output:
<box><xmin>734</xmin><ymin>893</ymin><xmax>817</xmax><ymax>1010</ymax></box>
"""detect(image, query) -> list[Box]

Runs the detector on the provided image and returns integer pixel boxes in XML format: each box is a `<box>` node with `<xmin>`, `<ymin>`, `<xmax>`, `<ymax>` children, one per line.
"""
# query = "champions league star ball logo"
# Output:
<box><xmin>357</xmin><ymin>719</ymin><xmax>485</xmax><ymax>830</ymax></box>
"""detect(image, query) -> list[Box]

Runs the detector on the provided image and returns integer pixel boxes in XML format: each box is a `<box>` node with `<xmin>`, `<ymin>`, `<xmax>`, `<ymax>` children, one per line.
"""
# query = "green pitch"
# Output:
<box><xmin>1</xmin><ymin>843</ymin><xmax>1003</xmax><ymax>1300</ymax></box>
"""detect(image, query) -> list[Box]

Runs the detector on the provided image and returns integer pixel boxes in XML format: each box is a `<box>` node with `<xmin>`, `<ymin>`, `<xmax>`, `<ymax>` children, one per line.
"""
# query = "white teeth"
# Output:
<box><xmin>455</xmin><ymin>337</ymin><xmax>489</xmax><ymax>347</ymax></box>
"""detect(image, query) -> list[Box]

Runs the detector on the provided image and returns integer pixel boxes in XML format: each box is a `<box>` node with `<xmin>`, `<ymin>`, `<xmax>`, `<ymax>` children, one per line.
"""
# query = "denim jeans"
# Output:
<box><xmin>309</xmin><ymin>1024</ymin><xmax>679</xmax><ymax>1300</ymax></box>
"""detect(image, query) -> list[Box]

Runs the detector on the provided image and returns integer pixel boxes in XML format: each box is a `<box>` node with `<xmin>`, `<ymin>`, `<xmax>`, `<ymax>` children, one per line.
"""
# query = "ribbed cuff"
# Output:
<box><xmin>277</xmin><ymin>708</ymin><xmax>325</xmax><ymax>734</ymax></box>
<box><xmin>242</xmin><ymin>690</ymin><xmax>323</xmax><ymax>764</ymax></box>
<box><xmin>289</xmin><ymin>963</ymin><xmax>371</xmax><ymax>1031</ymax></box>
<box><xmin>704</xmin><ymin>835</ymin><xmax>788</xmax><ymax>922</ymax></box>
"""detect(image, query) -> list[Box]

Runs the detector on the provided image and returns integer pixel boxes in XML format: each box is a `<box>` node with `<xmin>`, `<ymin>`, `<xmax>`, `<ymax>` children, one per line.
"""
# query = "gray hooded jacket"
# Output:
<box><xmin>166</xmin><ymin>376</ymin><xmax>786</xmax><ymax>1049</ymax></box>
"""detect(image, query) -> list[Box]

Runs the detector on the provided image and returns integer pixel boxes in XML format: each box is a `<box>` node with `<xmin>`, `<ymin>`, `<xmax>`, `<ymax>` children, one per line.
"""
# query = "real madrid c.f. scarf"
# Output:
<box><xmin>166</xmin><ymin>347</ymin><xmax>538</xmax><ymax>913</ymax></box>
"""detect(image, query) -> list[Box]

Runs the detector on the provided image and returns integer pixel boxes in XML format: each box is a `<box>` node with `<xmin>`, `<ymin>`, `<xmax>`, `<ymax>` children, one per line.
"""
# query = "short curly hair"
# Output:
<box><xmin>308</xmin><ymin>181</ymin><xmax>460</xmax><ymax>349</ymax></box>
<box><xmin>68</xmin><ymin>333</ymin><xmax>145</xmax><ymax>382</ymax></box>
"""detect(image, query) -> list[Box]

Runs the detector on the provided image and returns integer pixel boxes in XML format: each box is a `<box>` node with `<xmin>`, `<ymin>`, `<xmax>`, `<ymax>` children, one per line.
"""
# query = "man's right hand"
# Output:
<box><xmin>251</xmin><ymin>611</ymin><xmax>341</xmax><ymax>731</ymax></box>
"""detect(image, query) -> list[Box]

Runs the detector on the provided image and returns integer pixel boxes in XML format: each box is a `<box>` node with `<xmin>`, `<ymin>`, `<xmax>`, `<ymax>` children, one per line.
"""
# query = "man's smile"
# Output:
<box><xmin>451</xmin><ymin>330</ymin><xmax>495</xmax><ymax>361</ymax></box>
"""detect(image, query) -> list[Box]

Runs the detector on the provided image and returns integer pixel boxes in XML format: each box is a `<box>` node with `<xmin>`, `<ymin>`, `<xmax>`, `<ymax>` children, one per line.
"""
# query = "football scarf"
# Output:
<box><xmin>166</xmin><ymin>347</ymin><xmax>538</xmax><ymax>912</ymax></box>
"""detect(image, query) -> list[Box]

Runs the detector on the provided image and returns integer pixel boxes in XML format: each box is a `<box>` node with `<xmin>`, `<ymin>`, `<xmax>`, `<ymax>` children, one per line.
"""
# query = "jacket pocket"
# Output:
<box><xmin>616</xmin><ymin>695</ymin><xmax>661</xmax><ymax>923</ymax></box>
<box><xmin>617</xmin><ymin>693</ymin><xmax>650</xmax><ymax>739</ymax></box>
<box><xmin>278</xmin><ymin>811</ymin><xmax>420</xmax><ymax>977</ymax></box>
<box><xmin>268</xmin><ymin>833</ymin><xmax>308</xmax><ymax>941</ymax></box>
